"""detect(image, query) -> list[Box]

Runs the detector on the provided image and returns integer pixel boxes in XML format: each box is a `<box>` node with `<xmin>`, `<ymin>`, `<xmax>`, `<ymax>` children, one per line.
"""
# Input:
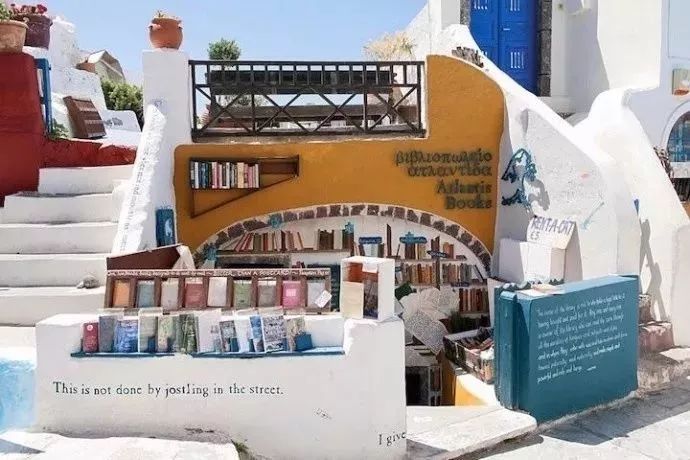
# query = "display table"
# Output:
<box><xmin>36</xmin><ymin>314</ymin><xmax>406</xmax><ymax>459</ymax></box>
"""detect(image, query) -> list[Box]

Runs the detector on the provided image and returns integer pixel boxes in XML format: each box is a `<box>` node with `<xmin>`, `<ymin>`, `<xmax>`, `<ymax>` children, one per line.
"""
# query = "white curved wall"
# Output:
<box><xmin>576</xmin><ymin>89</ymin><xmax>690</xmax><ymax>325</ymax></box>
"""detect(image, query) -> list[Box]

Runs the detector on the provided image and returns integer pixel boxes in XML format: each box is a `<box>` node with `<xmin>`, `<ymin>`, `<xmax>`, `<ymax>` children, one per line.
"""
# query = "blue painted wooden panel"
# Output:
<box><xmin>470</xmin><ymin>0</ymin><xmax>499</xmax><ymax>62</ymax></box>
<box><xmin>470</xmin><ymin>0</ymin><xmax>537</xmax><ymax>93</ymax></box>
<box><xmin>495</xmin><ymin>276</ymin><xmax>639</xmax><ymax>422</ymax></box>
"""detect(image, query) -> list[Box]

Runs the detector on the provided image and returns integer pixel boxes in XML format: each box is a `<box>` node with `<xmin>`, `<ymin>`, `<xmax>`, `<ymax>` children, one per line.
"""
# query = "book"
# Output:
<box><xmin>307</xmin><ymin>280</ymin><xmax>327</xmax><ymax>308</ymax></box>
<box><xmin>281</xmin><ymin>280</ymin><xmax>303</xmax><ymax>310</ymax></box>
<box><xmin>171</xmin><ymin>314</ymin><xmax>182</xmax><ymax>352</ymax></box>
<box><xmin>340</xmin><ymin>281</ymin><xmax>364</xmax><ymax>319</ymax></box>
<box><xmin>207</xmin><ymin>277</ymin><xmax>228</xmax><ymax>307</ymax></box>
<box><xmin>114</xmin><ymin>318</ymin><xmax>138</xmax><ymax>353</ymax></box>
<box><xmin>261</xmin><ymin>312</ymin><xmax>287</xmax><ymax>352</ymax></box>
<box><xmin>233</xmin><ymin>280</ymin><xmax>252</xmax><ymax>309</ymax></box>
<box><xmin>286</xmin><ymin>316</ymin><xmax>306</xmax><ymax>351</ymax></box>
<box><xmin>249</xmin><ymin>315</ymin><xmax>264</xmax><ymax>352</ymax></box>
<box><xmin>362</xmin><ymin>272</ymin><xmax>379</xmax><ymax>319</ymax></box>
<box><xmin>234</xmin><ymin>317</ymin><xmax>253</xmax><ymax>352</ymax></box>
<box><xmin>178</xmin><ymin>314</ymin><xmax>198</xmax><ymax>354</ymax></box>
<box><xmin>98</xmin><ymin>312</ymin><xmax>121</xmax><ymax>353</ymax></box>
<box><xmin>136</xmin><ymin>280</ymin><xmax>155</xmax><ymax>308</ymax></box>
<box><xmin>257</xmin><ymin>280</ymin><xmax>277</xmax><ymax>307</ymax></box>
<box><xmin>112</xmin><ymin>279</ymin><xmax>131</xmax><ymax>307</ymax></box>
<box><xmin>138</xmin><ymin>311</ymin><xmax>159</xmax><ymax>353</ymax></box>
<box><xmin>156</xmin><ymin>315</ymin><xmax>174</xmax><ymax>353</ymax></box>
<box><xmin>195</xmin><ymin>309</ymin><xmax>222</xmax><ymax>353</ymax></box>
<box><xmin>184</xmin><ymin>278</ymin><xmax>205</xmax><ymax>309</ymax></box>
<box><xmin>160</xmin><ymin>279</ymin><xmax>179</xmax><ymax>311</ymax></box>
<box><xmin>220</xmin><ymin>319</ymin><xmax>239</xmax><ymax>352</ymax></box>
<box><xmin>82</xmin><ymin>322</ymin><xmax>99</xmax><ymax>353</ymax></box>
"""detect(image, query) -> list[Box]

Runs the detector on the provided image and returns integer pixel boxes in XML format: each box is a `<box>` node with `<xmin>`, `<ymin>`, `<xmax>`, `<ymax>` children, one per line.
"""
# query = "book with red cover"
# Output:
<box><xmin>83</xmin><ymin>322</ymin><xmax>99</xmax><ymax>353</ymax></box>
<box><xmin>282</xmin><ymin>280</ymin><xmax>304</xmax><ymax>310</ymax></box>
<box><xmin>185</xmin><ymin>279</ymin><xmax>205</xmax><ymax>309</ymax></box>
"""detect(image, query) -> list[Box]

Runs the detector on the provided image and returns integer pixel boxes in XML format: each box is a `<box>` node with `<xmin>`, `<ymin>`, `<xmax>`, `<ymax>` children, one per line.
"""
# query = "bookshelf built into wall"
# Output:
<box><xmin>188</xmin><ymin>156</ymin><xmax>299</xmax><ymax>218</ymax></box>
<box><xmin>216</xmin><ymin>219</ymin><xmax>490</xmax><ymax>318</ymax></box>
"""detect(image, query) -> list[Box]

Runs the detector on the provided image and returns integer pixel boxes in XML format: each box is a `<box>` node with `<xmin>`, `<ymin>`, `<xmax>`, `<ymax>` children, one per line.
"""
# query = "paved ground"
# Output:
<box><xmin>469</xmin><ymin>376</ymin><xmax>690</xmax><ymax>460</ymax></box>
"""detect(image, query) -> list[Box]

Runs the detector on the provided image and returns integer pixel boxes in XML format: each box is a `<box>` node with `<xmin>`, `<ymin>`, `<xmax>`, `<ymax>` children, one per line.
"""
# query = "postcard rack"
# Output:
<box><xmin>104</xmin><ymin>268</ymin><xmax>333</xmax><ymax>313</ymax></box>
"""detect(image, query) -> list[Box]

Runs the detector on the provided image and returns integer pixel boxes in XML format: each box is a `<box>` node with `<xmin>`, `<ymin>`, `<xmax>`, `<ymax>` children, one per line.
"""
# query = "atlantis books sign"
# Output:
<box><xmin>394</xmin><ymin>149</ymin><xmax>494</xmax><ymax>210</ymax></box>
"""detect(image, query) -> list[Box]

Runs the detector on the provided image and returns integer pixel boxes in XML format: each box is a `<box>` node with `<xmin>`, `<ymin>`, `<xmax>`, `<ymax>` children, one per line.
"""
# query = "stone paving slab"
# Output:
<box><xmin>407</xmin><ymin>406</ymin><xmax>537</xmax><ymax>459</ymax></box>
<box><xmin>0</xmin><ymin>431</ymin><xmax>239</xmax><ymax>460</ymax></box>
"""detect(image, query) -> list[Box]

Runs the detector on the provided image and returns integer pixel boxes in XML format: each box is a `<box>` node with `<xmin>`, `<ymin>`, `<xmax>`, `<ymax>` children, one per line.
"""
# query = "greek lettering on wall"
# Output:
<box><xmin>394</xmin><ymin>149</ymin><xmax>493</xmax><ymax>210</ymax></box>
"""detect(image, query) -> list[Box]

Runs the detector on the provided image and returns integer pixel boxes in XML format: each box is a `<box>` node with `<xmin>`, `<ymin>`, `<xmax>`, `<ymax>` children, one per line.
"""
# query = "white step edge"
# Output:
<box><xmin>0</xmin><ymin>254</ymin><xmax>108</xmax><ymax>287</ymax></box>
<box><xmin>0</xmin><ymin>222</ymin><xmax>117</xmax><ymax>254</ymax></box>
<box><xmin>0</xmin><ymin>286</ymin><xmax>105</xmax><ymax>326</ymax></box>
<box><xmin>38</xmin><ymin>165</ymin><xmax>133</xmax><ymax>195</ymax></box>
<box><xmin>2</xmin><ymin>193</ymin><xmax>115</xmax><ymax>224</ymax></box>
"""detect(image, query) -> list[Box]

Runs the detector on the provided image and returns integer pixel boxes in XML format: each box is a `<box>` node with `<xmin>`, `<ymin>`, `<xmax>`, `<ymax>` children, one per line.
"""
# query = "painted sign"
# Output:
<box><xmin>501</xmin><ymin>148</ymin><xmax>538</xmax><ymax>211</ymax></box>
<box><xmin>359</xmin><ymin>236</ymin><xmax>383</xmax><ymax>245</ymax></box>
<box><xmin>673</xmin><ymin>69</ymin><xmax>690</xmax><ymax>96</ymax></box>
<box><xmin>394</xmin><ymin>150</ymin><xmax>494</xmax><ymax>210</ymax></box>
<box><xmin>426</xmin><ymin>250</ymin><xmax>450</xmax><ymax>259</ymax></box>
<box><xmin>399</xmin><ymin>232</ymin><xmax>427</xmax><ymax>245</ymax></box>
<box><xmin>495</xmin><ymin>275</ymin><xmax>638</xmax><ymax>422</ymax></box>
<box><xmin>526</xmin><ymin>215</ymin><xmax>576</xmax><ymax>249</ymax></box>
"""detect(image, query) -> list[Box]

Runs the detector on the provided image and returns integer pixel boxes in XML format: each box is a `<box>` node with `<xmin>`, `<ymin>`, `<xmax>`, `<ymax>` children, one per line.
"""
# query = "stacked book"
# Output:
<box><xmin>82</xmin><ymin>309</ymin><xmax>314</xmax><ymax>355</ymax></box>
<box><xmin>458</xmin><ymin>286</ymin><xmax>489</xmax><ymax>313</ymax></box>
<box><xmin>429</xmin><ymin>236</ymin><xmax>456</xmax><ymax>259</ymax></box>
<box><xmin>673</xmin><ymin>178</ymin><xmax>690</xmax><ymax>201</ymax></box>
<box><xmin>440</xmin><ymin>263</ymin><xmax>475</xmax><ymax>285</ymax></box>
<box><xmin>402</xmin><ymin>241</ymin><xmax>428</xmax><ymax>260</ymax></box>
<box><xmin>189</xmin><ymin>160</ymin><xmax>260</xmax><ymax>190</ymax></box>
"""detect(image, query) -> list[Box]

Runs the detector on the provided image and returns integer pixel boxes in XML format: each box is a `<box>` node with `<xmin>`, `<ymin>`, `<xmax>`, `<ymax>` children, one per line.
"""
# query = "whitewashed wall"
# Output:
<box><xmin>36</xmin><ymin>314</ymin><xmax>407</xmax><ymax>460</ymax></box>
<box><xmin>627</xmin><ymin>0</ymin><xmax>690</xmax><ymax>177</ymax></box>
<box><xmin>556</xmin><ymin>0</ymin><xmax>662</xmax><ymax>115</ymax></box>
<box><xmin>112</xmin><ymin>50</ymin><xmax>191</xmax><ymax>253</ymax></box>
<box><xmin>403</xmin><ymin>13</ymin><xmax>641</xmax><ymax>281</ymax></box>
<box><xmin>576</xmin><ymin>89</ymin><xmax>690</xmax><ymax>327</ymax></box>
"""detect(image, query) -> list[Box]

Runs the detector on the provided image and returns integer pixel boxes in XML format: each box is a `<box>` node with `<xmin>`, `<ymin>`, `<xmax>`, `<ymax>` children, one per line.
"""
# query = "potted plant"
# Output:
<box><xmin>10</xmin><ymin>3</ymin><xmax>51</xmax><ymax>49</ymax></box>
<box><xmin>149</xmin><ymin>10</ymin><xmax>182</xmax><ymax>50</ymax></box>
<box><xmin>0</xmin><ymin>2</ymin><xmax>27</xmax><ymax>53</ymax></box>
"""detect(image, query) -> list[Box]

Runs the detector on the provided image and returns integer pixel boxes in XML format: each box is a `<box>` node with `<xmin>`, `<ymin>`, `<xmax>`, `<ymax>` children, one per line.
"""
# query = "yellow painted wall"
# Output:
<box><xmin>175</xmin><ymin>56</ymin><xmax>505</xmax><ymax>252</ymax></box>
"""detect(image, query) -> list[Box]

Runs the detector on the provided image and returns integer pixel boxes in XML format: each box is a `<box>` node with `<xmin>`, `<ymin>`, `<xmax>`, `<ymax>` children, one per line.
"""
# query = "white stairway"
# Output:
<box><xmin>0</xmin><ymin>165</ymin><xmax>132</xmax><ymax>325</ymax></box>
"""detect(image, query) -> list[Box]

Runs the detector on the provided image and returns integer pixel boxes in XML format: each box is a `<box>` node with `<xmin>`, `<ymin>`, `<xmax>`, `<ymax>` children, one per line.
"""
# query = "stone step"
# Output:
<box><xmin>0</xmin><ymin>286</ymin><xmax>105</xmax><ymax>326</ymax></box>
<box><xmin>0</xmin><ymin>254</ymin><xmax>107</xmax><ymax>287</ymax></box>
<box><xmin>640</xmin><ymin>322</ymin><xmax>674</xmax><ymax>354</ymax></box>
<box><xmin>0</xmin><ymin>222</ymin><xmax>117</xmax><ymax>254</ymax></box>
<box><xmin>2</xmin><ymin>192</ymin><xmax>116</xmax><ymax>224</ymax></box>
<box><xmin>38</xmin><ymin>165</ymin><xmax>132</xmax><ymax>195</ymax></box>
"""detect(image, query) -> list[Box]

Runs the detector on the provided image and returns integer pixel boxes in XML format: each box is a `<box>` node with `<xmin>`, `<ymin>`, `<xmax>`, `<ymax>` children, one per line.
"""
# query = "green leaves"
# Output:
<box><xmin>208</xmin><ymin>38</ymin><xmax>241</xmax><ymax>61</ymax></box>
<box><xmin>101</xmin><ymin>80</ymin><xmax>144</xmax><ymax>127</ymax></box>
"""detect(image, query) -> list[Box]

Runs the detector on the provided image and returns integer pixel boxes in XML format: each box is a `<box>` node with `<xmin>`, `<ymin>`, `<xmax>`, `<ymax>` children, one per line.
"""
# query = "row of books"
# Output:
<box><xmin>189</xmin><ymin>161</ymin><xmax>260</xmax><ymax>190</ymax></box>
<box><xmin>231</xmin><ymin>231</ymin><xmax>307</xmax><ymax>253</ymax></box>
<box><xmin>315</xmin><ymin>229</ymin><xmax>355</xmax><ymax>252</ymax></box>
<box><xmin>108</xmin><ymin>277</ymin><xmax>329</xmax><ymax>311</ymax></box>
<box><xmin>82</xmin><ymin>309</ymin><xmax>313</xmax><ymax>355</ymax></box>
<box><xmin>399</xmin><ymin>263</ymin><xmax>481</xmax><ymax>286</ymax></box>
<box><xmin>458</xmin><ymin>287</ymin><xmax>490</xmax><ymax>313</ymax></box>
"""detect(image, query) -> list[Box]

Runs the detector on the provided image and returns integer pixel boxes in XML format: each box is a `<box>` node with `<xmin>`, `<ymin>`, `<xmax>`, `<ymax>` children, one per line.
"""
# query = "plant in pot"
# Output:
<box><xmin>10</xmin><ymin>3</ymin><xmax>51</xmax><ymax>49</ymax></box>
<box><xmin>149</xmin><ymin>10</ymin><xmax>182</xmax><ymax>50</ymax></box>
<box><xmin>0</xmin><ymin>2</ymin><xmax>27</xmax><ymax>53</ymax></box>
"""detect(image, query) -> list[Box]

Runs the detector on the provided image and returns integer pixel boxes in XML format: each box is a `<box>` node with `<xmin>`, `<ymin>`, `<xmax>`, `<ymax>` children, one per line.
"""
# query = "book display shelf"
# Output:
<box><xmin>188</xmin><ymin>156</ymin><xmax>299</xmax><ymax>218</ymax></box>
<box><xmin>218</xmin><ymin>221</ymin><xmax>491</xmax><ymax>319</ymax></box>
<box><xmin>104</xmin><ymin>268</ymin><xmax>332</xmax><ymax>313</ymax></box>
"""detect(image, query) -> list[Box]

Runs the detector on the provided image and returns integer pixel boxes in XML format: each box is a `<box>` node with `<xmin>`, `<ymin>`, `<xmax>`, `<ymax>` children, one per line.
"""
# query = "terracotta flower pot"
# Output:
<box><xmin>0</xmin><ymin>19</ymin><xmax>27</xmax><ymax>53</ymax></box>
<box><xmin>13</xmin><ymin>14</ymin><xmax>51</xmax><ymax>49</ymax></box>
<box><xmin>149</xmin><ymin>17</ymin><xmax>182</xmax><ymax>50</ymax></box>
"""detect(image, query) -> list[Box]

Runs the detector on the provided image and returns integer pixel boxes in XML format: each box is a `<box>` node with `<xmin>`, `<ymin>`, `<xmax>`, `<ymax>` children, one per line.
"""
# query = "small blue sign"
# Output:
<box><xmin>155</xmin><ymin>208</ymin><xmax>176</xmax><ymax>247</ymax></box>
<box><xmin>399</xmin><ymin>232</ymin><xmax>427</xmax><ymax>244</ymax></box>
<box><xmin>358</xmin><ymin>236</ymin><xmax>383</xmax><ymax>245</ymax></box>
<box><xmin>427</xmin><ymin>250</ymin><xmax>449</xmax><ymax>259</ymax></box>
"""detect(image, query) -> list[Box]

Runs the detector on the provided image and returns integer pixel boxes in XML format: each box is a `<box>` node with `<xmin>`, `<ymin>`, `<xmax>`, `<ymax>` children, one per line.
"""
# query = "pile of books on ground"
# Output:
<box><xmin>443</xmin><ymin>327</ymin><xmax>494</xmax><ymax>383</ymax></box>
<box><xmin>81</xmin><ymin>308</ymin><xmax>314</xmax><ymax>355</ymax></box>
<box><xmin>458</xmin><ymin>286</ymin><xmax>489</xmax><ymax>313</ymax></box>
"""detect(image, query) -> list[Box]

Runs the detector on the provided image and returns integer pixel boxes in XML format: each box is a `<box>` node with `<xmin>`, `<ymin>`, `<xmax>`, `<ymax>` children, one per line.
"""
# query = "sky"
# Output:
<box><xmin>47</xmin><ymin>0</ymin><xmax>427</xmax><ymax>83</ymax></box>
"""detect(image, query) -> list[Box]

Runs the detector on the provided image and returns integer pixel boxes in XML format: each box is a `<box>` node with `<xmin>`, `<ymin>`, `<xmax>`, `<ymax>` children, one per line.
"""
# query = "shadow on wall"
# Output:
<box><xmin>640</xmin><ymin>218</ymin><xmax>667</xmax><ymax>319</ymax></box>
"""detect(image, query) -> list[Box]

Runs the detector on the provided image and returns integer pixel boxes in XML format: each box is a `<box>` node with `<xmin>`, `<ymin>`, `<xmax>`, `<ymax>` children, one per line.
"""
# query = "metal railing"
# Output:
<box><xmin>190</xmin><ymin>60</ymin><xmax>425</xmax><ymax>139</ymax></box>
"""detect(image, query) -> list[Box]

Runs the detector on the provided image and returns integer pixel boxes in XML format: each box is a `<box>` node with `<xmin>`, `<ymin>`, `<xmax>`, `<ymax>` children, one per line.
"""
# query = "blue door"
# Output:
<box><xmin>470</xmin><ymin>0</ymin><xmax>537</xmax><ymax>93</ymax></box>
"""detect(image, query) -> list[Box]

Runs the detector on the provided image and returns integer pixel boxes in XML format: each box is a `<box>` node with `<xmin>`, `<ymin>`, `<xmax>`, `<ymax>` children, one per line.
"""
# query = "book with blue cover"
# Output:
<box><xmin>114</xmin><ymin>319</ymin><xmax>138</xmax><ymax>353</ymax></box>
<box><xmin>249</xmin><ymin>315</ymin><xmax>264</xmax><ymax>352</ymax></box>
